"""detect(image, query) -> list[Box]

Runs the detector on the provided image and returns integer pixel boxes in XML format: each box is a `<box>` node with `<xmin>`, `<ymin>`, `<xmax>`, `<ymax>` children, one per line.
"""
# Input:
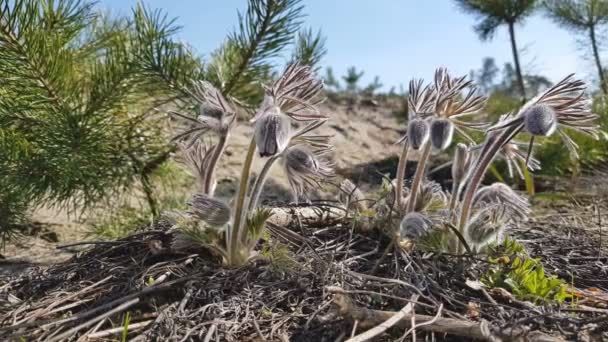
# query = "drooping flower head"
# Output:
<box><xmin>187</xmin><ymin>193</ymin><xmax>232</xmax><ymax>227</ymax></box>
<box><xmin>282</xmin><ymin>145</ymin><xmax>334</xmax><ymax>202</ymax></box>
<box><xmin>473</xmin><ymin>183</ymin><xmax>530</xmax><ymax>221</ymax></box>
<box><xmin>254</xmin><ymin>104</ymin><xmax>292</xmax><ymax>157</ymax></box>
<box><xmin>430</xmin><ymin>118</ymin><xmax>454</xmax><ymax>150</ymax></box>
<box><xmin>466</xmin><ymin>205</ymin><xmax>510</xmax><ymax>250</ymax></box>
<box><xmin>253</xmin><ymin>64</ymin><xmax>326</xmax><ymax>157</ymax></box>
<box><xmin>339</xmin><ymin>179</ymin><xmax>367</xmax><ymax>212</ymax></box>
<box><xmin>178</xmin><ymin>140</ymin><xmax>217</xmax><ymax>194</ymax></box>
<box><xmin>489</xmin><ymin>74</ymin><xmax>599</xmax><ymax>161</ymax></box>
<box><xmin>399</xmin><ymin>212</ymin><xmax>433</xmax><ymax>250</ymax></box>
<box><xmin>169</xmin><ymin>81</ymin><xmax>236</xmax><ymax>146</ymax></box>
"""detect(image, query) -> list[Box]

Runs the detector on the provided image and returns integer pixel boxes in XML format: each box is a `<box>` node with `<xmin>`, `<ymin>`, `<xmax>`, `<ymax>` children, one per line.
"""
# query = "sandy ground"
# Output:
<box><xmin>1</xmin><ymin>101</ymin><xmax>407</xmax><ymax>269</ymax></box>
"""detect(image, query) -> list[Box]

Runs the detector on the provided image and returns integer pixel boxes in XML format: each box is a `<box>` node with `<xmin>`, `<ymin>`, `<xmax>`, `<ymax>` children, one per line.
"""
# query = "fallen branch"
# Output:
<box><xmin>346</xmin><ymin>294</ymin><xmax>419</xmax><ymax>342</ymax></box>
<box><xmin>329</xmin><ymin>287</ymin><xmax>564</xmax><ymax>342</ymax></box>
<box><xmin>267</xmin><ymin>205</ymin><xmax>346</xmax><ymax>228</ymax></box>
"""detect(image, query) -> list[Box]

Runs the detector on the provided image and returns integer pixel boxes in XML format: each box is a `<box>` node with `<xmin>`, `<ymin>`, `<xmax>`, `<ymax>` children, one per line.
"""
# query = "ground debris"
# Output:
<box><xmin>1</xmin><ymin>199</ymin><xmax>608</xmax><ymax>341</ymax></box>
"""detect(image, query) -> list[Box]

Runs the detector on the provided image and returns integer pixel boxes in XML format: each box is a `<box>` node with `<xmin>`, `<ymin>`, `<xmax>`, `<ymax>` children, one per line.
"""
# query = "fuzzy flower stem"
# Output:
<box><xmin>248</xmin><ymin>155</ymin><xmax>280</xmax><ymax>212</ymax></box>
<box><xmin>456</xmin><ymin>125</ymin><xmax>521</xmax><ymax>252</ymax></box>
<box><xmin>229</xmin><ymin>138</ymin><xmax>257</xmax><ymax>265</ymax></box>
<box><xmin>204</xmin><ymin>134</ymin><xmax>229</xmax><ymax>196</ymax></box>
<box><xmin>448</xmin><ymin>180</ymin><xmax>461</xmax><ymax>215</ymax></box>
<box><xmin>395</xmin><ymin>141</ymin><xmax>410</xmax><ymax>211</ymax></box>
<box><xmin>406</xmin><ymin>142</ymin><xmax>432</xmax><ymax>213</ymax></box>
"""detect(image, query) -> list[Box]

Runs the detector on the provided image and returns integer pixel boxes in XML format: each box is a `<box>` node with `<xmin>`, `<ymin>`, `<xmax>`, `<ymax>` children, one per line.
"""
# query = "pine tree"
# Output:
<box><xmin>455</xmin><ymin>0</ymin><xmax>538</xmax><ymax>101</ymax></box>
<box><xmin>545</xmin><ymin>0</ymin><xmax>608</xmax><ymax>94</ymax></box>
<box><xmin>0</xmin><ymin>0</ymin><xmax>324</xmax><ymax>241</ymax></box>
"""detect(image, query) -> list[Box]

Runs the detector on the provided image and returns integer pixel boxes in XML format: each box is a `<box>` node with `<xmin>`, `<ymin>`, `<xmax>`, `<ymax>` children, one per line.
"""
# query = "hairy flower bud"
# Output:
<box><xmin>430</xmin><ymin>119</ymin><xmax>454</xmax><ymax>150</ymax></box>
<box><xmin>474</xmin><ymin>183</ymin><xmax>530</xmax><ymax>220</ymax></box>
<box><xmin>407</xmin><ymin>118</ymin><xmax>430</xmax><ymax>150</ymax></box>
<box><xmin>466</xmin><ymin>207</ymin><xmax>508</xmax><ymax>248</ymax></box>
<box><xmin>339</xmin><ymin>179</ymin><xmax>367</xmax><ymax>212</ymax></box>
<box><xmin>283</xmin><ymin>146</ymin><xmax>334</xmax><ymax>201</ymax></box>
<box><xmin>254</xmin><ymin>107</ymin><xmax>291</xmax><ymax>157</ymax></box>
<box><xmin>523</xmin><ymin>104</ymin><xmax>557</xmax><ymax>136</ymax></box>
<box><xmin>399</xmin><ymin>212</ymin><xmax>432</xmax><ymax>240</ymax></box>
<box><xmin>188</xmin><ymin>194</ymin><xmax>231</xmax><ymax>227</ymax></box>
<box><xmin>452</xmin><ymin>143</ymin><xmax>471</xmax><ymax>185</ymax></box>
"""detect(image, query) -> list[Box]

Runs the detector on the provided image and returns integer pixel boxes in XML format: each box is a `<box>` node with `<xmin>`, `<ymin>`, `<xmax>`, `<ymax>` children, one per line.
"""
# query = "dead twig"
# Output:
<box><xmin>330</xmin><ymin>287</ymin><xmax>564</xmax><ymax>342</ymax></box>
<box><xmin>84</xmin><ymin>320</ymin><xmax>152</xmax><ymax>339</ymax></box>
<box><xmin>346</xmin><ymin>294</ymin><xmax>419</xmax><ymax>342</ymax></box>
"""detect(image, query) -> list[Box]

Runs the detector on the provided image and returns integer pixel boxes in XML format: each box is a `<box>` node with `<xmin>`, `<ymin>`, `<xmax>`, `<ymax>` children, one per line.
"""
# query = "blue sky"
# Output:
<box><xmin>99</xmin><ymin>0</ymin><xmax>603</xmax><ymax>91</ymax></box>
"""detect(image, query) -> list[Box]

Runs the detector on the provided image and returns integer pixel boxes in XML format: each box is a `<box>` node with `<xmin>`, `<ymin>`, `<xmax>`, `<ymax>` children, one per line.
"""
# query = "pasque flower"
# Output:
<box><xmin>430</xmin><ymin>68</ymin><xmax>487</xmax><ymax>149</ymax></box>
<box><xmin>169</xmin><ymin>81</ymin><xmax>236</xmax><ymax>146</ymax></box>
<box><xmin>339</xmin><ymin>179</ymin><xmax>367</xmax><ymax>212</ymax></box>
<box><xmin>283</xmin><ymin>145</ymin><xmax>334</xmax><ymax>202</ymax></box>
<box><xmin>252</xmin><ymin>64</ymin><xmax>326</xmax><ymax>158</ymax></box>
<box><xmin>187</xmin><ymin>193</ymin><xmax>232</xmax><ymax>227</ymax></box>
<box><xmin>473</xmin><ymin>183</ymin><xmax>530</xmax><ymax>220</ymax></box>
<box><xmin>489</xmin><ymin>74</ymin><xmax>599</xmax><ymax>160</ymax></box>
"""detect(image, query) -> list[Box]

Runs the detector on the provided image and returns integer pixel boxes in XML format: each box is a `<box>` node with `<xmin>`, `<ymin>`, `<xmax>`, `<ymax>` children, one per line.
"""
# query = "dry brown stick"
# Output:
<box><xmin>84</xmin><ymin>320</ymin><xmax>152</xmax><ymax>339</ymax></box>
<box><xmin>403</xmin><ymin>304</ymin><xmax>443</xmax><ymax>339</ymax></box>
<box><xmin>330</xmin><ymin>290</ymin><xmax>564</xmax><ymax>342</ymax></box>
<box><xmin>47</xmin><ymin>298</ymin><xmax>140</xmax><ymax>342</ymax></box>
<box><xmin>2</xmin><ymin>274</ymin><xmax>196</xmax><ymax>335</ymax></box>
<box><xmin>18</xmin><ymin>275</ymin><xmax>113</xmax><ymax>324</ymax></box>
<box><xmin>203</xmin><ymin>324</ymin><xmax>217</xmax><ymax>342</ymax></box>
<box><xmin>346</xmin><ymin>295</ymin><xmax>418</xmax><ymax>342</ymax></box>
<box><xmin>267</xmin><ymin>205</ymin><xmax>346</xmax><ymax>228</ymax></box>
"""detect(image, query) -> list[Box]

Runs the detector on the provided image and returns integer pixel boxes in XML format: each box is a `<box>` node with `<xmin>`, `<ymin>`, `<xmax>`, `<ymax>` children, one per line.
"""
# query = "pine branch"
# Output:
<box><xmin>213</xmin><ymin>0</ymin><xmax>305</xmax><ymax>104</ymax></box>
<box><xmin>291</xmin><ymin>27</ymin><xmax>327</xmax><ymax>71</ymax></box>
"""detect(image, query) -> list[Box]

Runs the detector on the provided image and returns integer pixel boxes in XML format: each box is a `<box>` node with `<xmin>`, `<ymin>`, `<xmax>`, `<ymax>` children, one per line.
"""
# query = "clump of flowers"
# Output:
<box><xmin>354</xmin><ymin>69</ymin><xmax>599</xmax><ymax>254</ymax></box>
<box><xmin>167</xmin><ymin>64</ymin><xmax>333</xmax><ymax>266</ymax></box>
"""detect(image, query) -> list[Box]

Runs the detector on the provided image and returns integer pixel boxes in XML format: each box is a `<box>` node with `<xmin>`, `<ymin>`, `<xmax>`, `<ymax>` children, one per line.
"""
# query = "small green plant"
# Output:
<box><xmin>260</xmin><ymin>241</ymin><xmax>297</xmax><ymax>272</ymax></box>
<box><xmin>483</xmin><ymin>239</ymin><xmax>571</xmax><ymax>304</ymax></box>
<box><xmin>121</xmin><ymin>311</ymin><xmax>131</xmax><ymax>342</ymax></box>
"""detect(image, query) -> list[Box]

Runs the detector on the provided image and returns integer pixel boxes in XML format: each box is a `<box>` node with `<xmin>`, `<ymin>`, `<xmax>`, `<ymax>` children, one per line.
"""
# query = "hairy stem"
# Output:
<box><xmin>406</xmin><ymin>142</ymin><xmax>432</xmax><ymax>213</ymax></box>
<box><xmin>204</xmin><ymin>134</ymin><xmax>229</xmax><ymax>196</ymax></box>
<box><xmin>229</xmin><ymin>138</ymin><xmax>257</xmax><ymax>266</ymax></box>
<box><xmin>395</xmin><ymin>141</ymin><xmax>410</xmax><ymax>212</ymax></box>
<box><xmin>448</xmin><ymin>180</ymin><xmax>461</xmax><ymax>215</ymax></box>
<box><xmin>457</xmin><ymin>125</ymin><xmax>521</xmax><ymax>252</ymax></box>
<box><xmin>248</xmin><ymin>155</ymin><xmax>279</xmax><ymax>211</ymax></box>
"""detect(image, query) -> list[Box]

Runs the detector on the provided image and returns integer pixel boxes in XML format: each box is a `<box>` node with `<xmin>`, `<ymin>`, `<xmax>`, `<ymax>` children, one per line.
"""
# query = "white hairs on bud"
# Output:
<box><xmin>474</xmin><ymin>183</ymin><xmax>530</xmax><ymax>221</ymax></box>
<box><xmin>187</xmin><ymin>194</ymin><xmax>232</xmax><ymax>227</ymax></box>
<box><xmin>400</xmin><ymin>212</ymin><xmax>432</xmax><ymax>240</ymax></box>
<box><xmin>523</xmin><ymin>104</ymin><xmax>557</xmax><ymax>136</ymax></box>
<box><xmin>283</xmin><ymin>146</ymin><xmax>334</xmax><ymax>202</ymax></box>
<box><xmin>339</xmin><ymin>179</ymin><xmax>367</xmax><ymax>212</ymax></box>
<box><xmin>430</xmin><ymin>119</ymin><xmax>454</xmax><ymax>150</ymax></box>
<box><xmin>254</xmin><ymin>109</ymin><xmax>291</xmax><ymax>157</ymax></box>
<box><xmin>407</xmin><ymin>118</ymin><xmax>430</xmax><ymax>150</ymax></box>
